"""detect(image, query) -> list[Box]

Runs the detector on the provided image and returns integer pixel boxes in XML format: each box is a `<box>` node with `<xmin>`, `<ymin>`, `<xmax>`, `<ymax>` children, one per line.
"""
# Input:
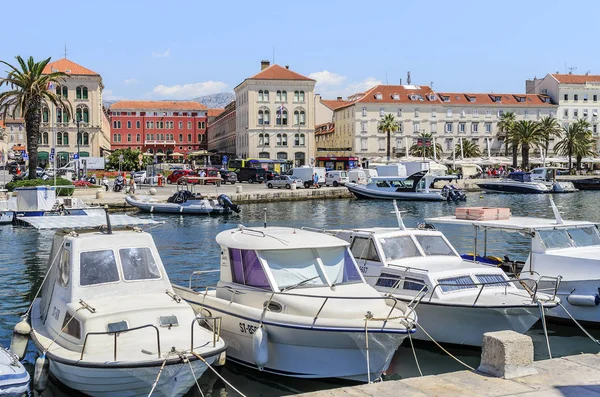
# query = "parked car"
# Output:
<box><xmin>265</xmin><ymin>170</ymin><xmax>278</xmax><ymax>181</ymax></box>
<box><xmin>196</xmin><ymin>168</ymin><xmax>223</xmax><ymax>185</ymax></box>
<box><xmin>267</xmin><ymin>175</ymin><xmax>303</xmax><ymax>189</ymax></box>
<box><xmin>235</xmin><ymin>167</ymin><xmax>267</xmax><ymax>183</ymax></box>
<box><xmin>219</xmin><ymin>169</ymin><xmax>238</xmax><ymax>184</ymax></box>
<box><xmin>325</xmin><ymin>171</ymin><xmax>349</xmax><ymax>187</ymax></box>
<box><xmin>133</xmin><ymin>171</ymin><xmax>147</xmax><ymax>184</ymax></box>
<box><xmin>167</xmin><ymin>169</ymin><xmax>196</xmax><ymax>184</ymax></box>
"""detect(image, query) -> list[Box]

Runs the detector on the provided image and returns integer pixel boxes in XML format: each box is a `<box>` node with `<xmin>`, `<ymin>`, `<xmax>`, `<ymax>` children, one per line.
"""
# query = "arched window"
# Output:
<box><xmin>299</xmin><ymin>91</ymin><xmax>305</xmax><ymax>102</ymax></box>
<box><xmin>295</xmin><ymin>152</ymin><xmax>305</xmax><ymax>167</ymax></box>
<box><xmin>127</xmin><ymin>121</ymin><xmax>132</xmax><ymax>129</ymax></box>
<box><xmin>276</xmin><ymin>109</ymin><xmax>287</xmax><ymax>126</ymax></box>
<box><xmin>258</xmin><ymin>110</ymin><xmax>264</xmax><ymax>125</ymax></box>
<box><xmin>259</xmin><ymin>133</ymin><xmax>265</xmax><ymax>146</ymax></box>
<box><xmin>82</xmin><ymin>132</ymin><xmax>89</xmax><ymax>145</ymax></box>
<box><xmin>264</xmin><ymin>90</ymin><xmax>269</xmax><ymax>101</ymax></box>
<box><xmin>277</xmin><ymin>152</ymin><xmax>287</xmax><ymax>160</ymax></box>
<box><xmin>276</xmin><ymin>90</ymin><xmax>282</xmax><ymax>101</ymax></box>
<box><xmin>299</xmin><ymin>134</ymin><xmax>305</xmax><ymax>145</ymax></box>
<box><xmin>187</xmin><ymin>134</ymin><xmax>192</xmax><ymax>142</ymax></box>
<box><xmin>282</xmin><ymin>90</ymin><xmax>287</xmax><ymax>102</ymax></box>
<box><xmin>198</xmin><ymin>134</ymin><xmax>202</xmax><ymax>142</ymax></box>
<box><xmin>264</xmin><ymin>109</ymin><xmax>270</xmax><ymax>125</ymax></box>
<box><xmin>136</xmin><ymin>121</ymin><xmax>141</xmax><ymax>129</ymax></box>
<box><xmin>294</xmin><ymin>134</ymin><xmax>300</xmax><ymax>146</ymax></box>
<box><xmin>76</xmin><ymin>86</ymin><xmax>82</xmax><ymax>99</ymax></box>
<box><xmin>294</xmin><ymin>110</ymin><xmax>300</xmax><ymax>126</ymax></box>
<box><xmin>294</xmin><ymin>91</ymin><xmax>299</xmax><ymax>102</ymax></box>
<box><xmin>282</xmin><ymin>133</ymin><xmax>288</xmax><ymax>145</ymax></box>
<box><xmin>276</xmin><ymin>133</ymin><xmax>282</xmax><ymax>145</ymax></box>
<box><xmin>82</xmin><ymin>87</ymin><xmax>88</xmax><ymax>99</ymax></box>
<box><xmin>127</xmin><ymin>134</ymin><xmax>132</xmax><ymax>142</ymax></box>
<box><xmin>38</xmin><ymin>132</ymin><xmax>49</xmax><ymax>145</ymax></box>
<box><xmin>179</xmin><ymin>121</ymin><xmax>183</xmax><ymax>129</ymax></box>
<box><xmin>55</xmin><ymin>86</ymin><xmax>61</xmax><ymax>96</ymax></box>
<box><xmin>42</xmin><ymin>107</ymin><xmax>49</xmax><ymax>123</ymax></box>
<box><xmin>300</xmin><ymin>110</ymin><xmax>306</xmax><ymax>125</ymax></box>
<box><xmin>136</xmin><ymin>134</ymin><xmax>141</xmax><ymax>142</ymax></box>
<box><xmin>60</xmin><ymin>132</ymin><xmax>69</xmax><ymax>145</ymax></box>
<box><xmin>179</xmin><ymin>134</ymin><xmax>183</xmax><ymax>141</ymax></box>
<box><xmin>62</xmin><ymin>86</ymin><xmax>68</xmax><ymax>99</ymax></box>
<box><xmin>147</xmin><ymin>148</ymin><xmax>154</xmax><ymax>154</ymax></box>
<box><xmin>258</xmin><ymin>90</ymin><xmax>264</xmax><ymax>102</ymax></box>
<box><xmin>259</xmin><ymin>151</ymin><xmax>269</xmax><ymax>159</ymax></box>
<box><xmin>56</xmin><ymin>108</ymin><xmax>62</xmax><ymax>123</ymax></box>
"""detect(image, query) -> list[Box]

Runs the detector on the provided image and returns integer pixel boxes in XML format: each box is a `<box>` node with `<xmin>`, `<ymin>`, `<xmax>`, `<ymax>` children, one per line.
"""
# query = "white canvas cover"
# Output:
<box><xmin>15</xmin><ymin>187</ymin><xmax>56</xmax><ymax>211</ymax></box>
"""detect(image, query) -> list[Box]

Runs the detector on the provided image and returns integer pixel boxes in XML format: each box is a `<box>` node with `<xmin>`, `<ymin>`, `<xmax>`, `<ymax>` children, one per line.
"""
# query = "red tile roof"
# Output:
<box><xmin>437</xmin><ymin>92</ymin><xmax>554</xmax><ymax>106</ymax></box>
<box><xmin>315</xmin><ymin>122</ymin><xmax>335</xmax><ymax>135</ymax></box>
<box><xmin>321</xmin><ymin>99</ymin><xmax>349</xmax><ymax>110</ymax></box>
<box><xmin>551</xmin><ymin>74</ymin><xmax>600</xmax><ymax>84</ymax></box>
<box><xmin>43</xmin><ymin>58</ymin><xmax>99</xmax><ymax>76</ymax></box>
<box><xmin>207</xmin><ymin>108</ymin><xmax>225</xmax><ymax>117</ymax></box>
<box><xmin>110</xmin><ymin>101</ymin><xmax>207</xmax><ymax>111</ymax></box>
<box><xmin>248</xmin><ymin>64</ymin><xmax>314</xmax><ymax>81</ymax></box>
<box><xmin>355</xmin><ymin>85</ymin><xmax>442</xmax><ymax>104</ymax></box>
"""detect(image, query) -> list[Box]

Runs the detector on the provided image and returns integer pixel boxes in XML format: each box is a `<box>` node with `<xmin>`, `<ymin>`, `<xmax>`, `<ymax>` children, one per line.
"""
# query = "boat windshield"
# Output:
<box><xmin>415</xmin><ymin>235</ymin><xmax>456</xmax><ymax>256</ymax></box>
<box><xmin>538</xmin><ymin>227</ymin><xmax>600</xmax><ymax>249</ymax></box>
<box><xmin>119</xmin><ymin>248</ymin><xmax>161</xmax><ymax>281</ymax></box>
<box><xmin>379</xmin><ymin>236</ymin><xmax>421</xmax><ymax>260</ymax></box>
<box><xmin>260</xmin><ymin>247</ymin><xmax>362</xmax><ymax>290</ymax></box>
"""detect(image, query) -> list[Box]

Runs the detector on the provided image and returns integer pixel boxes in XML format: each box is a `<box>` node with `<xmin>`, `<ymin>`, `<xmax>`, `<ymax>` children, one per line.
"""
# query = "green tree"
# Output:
<box><xmin>0</xmin><ymin>56</ymin><xmax>71</xmax><ymax>178</ymax></box>
<box><xmin>106</xmin><ymin>148</ymin><xmax>150</xmax><ymax>172</ymax></box>
<box><xmin>497</xmin><ymin>111</ymin><xmax>517</xmax><ymax>165</ymax></box>
<box><xmin>507</xmin><ymin>120</ymin><xmax>544</xmax><ymax>170</ymax></box>
<box><xmin>538</xmin><ymin>116</ymin><xmax>561</xmax><ymax>158</ymax></box>
<box><xmin>409</xmin><ymin>133</ymin><xmax>443</xmax><ymax>159</ymax></box>
<box><xmin>553</xmin><ymin>119</ymin><xmax>594</xmax><ymax>170</ymax></box>
<box><xmin>377</xmin><ymin>113</ymin><xmax>400</xmax><ymax>160</ymax></box>
<box><xmin>454</xmin><ymin>139</ymin><xmax>481</xmax><ymax>158</ymax></box>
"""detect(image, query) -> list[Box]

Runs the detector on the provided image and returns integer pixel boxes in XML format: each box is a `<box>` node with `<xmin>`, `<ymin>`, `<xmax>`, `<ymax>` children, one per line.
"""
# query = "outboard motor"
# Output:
<box><xmin>113</xmin><ymin>175</ymin><xmax>125</xmax><ymax>192</ymax></box>
<box><xmin>218</xmin><ymin>194</ymin><xmax>240</xmax><ymax>213</ymax></box>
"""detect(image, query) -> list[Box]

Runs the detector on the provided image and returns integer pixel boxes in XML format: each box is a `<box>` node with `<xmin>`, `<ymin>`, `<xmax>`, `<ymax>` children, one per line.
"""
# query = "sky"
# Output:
<box><xmin>2</xmin><ymin>0</ymin><xmax>599</xmax><ymax>102</ymax></box>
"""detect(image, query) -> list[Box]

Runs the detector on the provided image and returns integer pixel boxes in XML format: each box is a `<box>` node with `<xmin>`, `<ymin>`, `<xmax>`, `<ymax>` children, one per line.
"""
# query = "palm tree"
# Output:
<box><xmin>0</xmin><ymin>56</ymin><xmax>71</xmax><ymax>179</ymax></box>
<box><xmin>409</xmin><ymin>133</ymin><xmax>443</xmax><ymax>159</ymax></box>
<box><xmin>454</xmin><ymin>139</ymin><xmax>481</xmax><ymax>158</ymax></box>
<box><xmin>554</xmin><ymin>120</ymin><xmax>594</xmax><ymax>170</ymax></box>
<box><xmin>378</xmin><ymin>113</ymin><xmax>400</xmax><ymax>160</ymax></box>
<box><xmin>497</xmin><ymin>111</ymin><xmax>516</xmax><ymax>163</ymax></box>
<box><xmin>507</xmin><ymin>120</ymin><xmax>544</xmax><ymax>170</ymax></box>
<box><xmin>538</xmin><ymin>116</ymin><xmax>561</xmax><ymax>159</ymax></box>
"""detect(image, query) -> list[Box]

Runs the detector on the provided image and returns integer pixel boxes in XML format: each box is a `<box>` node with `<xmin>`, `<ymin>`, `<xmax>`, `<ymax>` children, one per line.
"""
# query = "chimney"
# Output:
<box><xmin>337</xmin><ymin>96</ymin><xmax>342</xmax><ymax>101</ymax></box>
<box><xmin>261</xmin><ymin>60</ymin><xmax>270</xmax><ymax>71</ymax></box>
<box><xmin>285</xmin><ymin>65</ymin><xmax>289</xmax><ymax>69</ymax></box>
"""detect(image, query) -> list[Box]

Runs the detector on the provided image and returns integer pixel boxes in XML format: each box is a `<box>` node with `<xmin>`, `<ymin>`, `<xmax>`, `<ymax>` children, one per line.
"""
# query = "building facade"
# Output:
<box><xmin>234</xmin><ymin>61</ymin><xmax>316</xmax><ymax>166</ymax></box>
<box><xmin>318</xmin><ymin>85</ymin><xmax>556</xmax><ymax>159</ymax></box>
<box><xmin>108</xmin><ymin>101</ymin><xmax>208</xmax><ymax>155</ymax></box>
<box><xmin>527</xmin><ymin>73</ymin><xmax>600</xmax><ymax>148</ymax></box>
<box><xmin>39</xmin><ymin>58</ymin><xmax>111</xmax><ymax>167</ymax></box>
<box><xmin>207</xmin><ymin>101</ymin><xmax>236</xmax><ymax>158</ymax></box>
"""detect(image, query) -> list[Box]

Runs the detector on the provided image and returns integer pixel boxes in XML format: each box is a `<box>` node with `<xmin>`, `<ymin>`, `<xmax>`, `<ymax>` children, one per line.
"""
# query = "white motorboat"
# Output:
<box><xmin>327</xmin><ymin>203</ymin><xmax>559</xmax><ymax>347</ymax></box>
<box><xmin>126</xmin><ymin>191</ymin><xmax>240</xmax><ymax>215</ymax></box>
<box><xmin>0</xmin><ymin>190</ymin><xmax>14</xmax><ymax>225</ymax></box>
<box><xmin>529</xmin><ymin>167</ymin><xmax>578</xmax><ymax>193</ymax></box>
<box><xmin>427</xmin><ymin>198</ymin><xmax>600</xmax><ymax>326</ymax></box>
<box><xmin>478</xmin><ymin>168</ymin><xmax>577</xmax><ymax>194</ymax></box>
<box><xmin>7</xmin><ymin>186</ymin><xmax>104</xmax><ymax>220</ymax></box>
<box><xmin>0</xmin><ymin>346</ymin><xmax>29</xmax><ymax>395</ymax></box>
<box><xmin>174</xmin><ymin>225</ymin><xmax>417</xmax><ymax>382</ymax></box>
<box><xmin>345</xmin><ymin>170</ymin><xmax>467</xmax><ymax>202</ymax></box>
<box><xmin>27</xmin><ymin>216</ymin><xmax>226</xmax><ymax>397</ymax></box>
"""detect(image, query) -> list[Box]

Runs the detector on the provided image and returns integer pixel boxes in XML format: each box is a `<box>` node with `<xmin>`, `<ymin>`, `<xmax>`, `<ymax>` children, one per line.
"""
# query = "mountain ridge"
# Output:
<box><xmin>103</xmin><ymin>92</ymin><xmax>235</xmax><ymax>109</ymax></box>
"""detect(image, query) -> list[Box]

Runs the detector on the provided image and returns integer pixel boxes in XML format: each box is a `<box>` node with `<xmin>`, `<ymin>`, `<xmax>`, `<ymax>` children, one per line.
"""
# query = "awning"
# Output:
<box><xmin>38</xmin><ymin>152</ymin><xmax>49</xmax><ymax>160</ymax></box>
<box><xmin>57</xmin><ymin>152</ymin><xmax>69</xmax><ymax>160</ymax></box>
<box><xmin>80</xmin><ymin>152</ymin><xmax>90</xmax><ymax>157</ymax></box>
<box><xmin>12</xmin><ymin>146</ymin><xmax>26</xmax><ymax>151</ymax></box>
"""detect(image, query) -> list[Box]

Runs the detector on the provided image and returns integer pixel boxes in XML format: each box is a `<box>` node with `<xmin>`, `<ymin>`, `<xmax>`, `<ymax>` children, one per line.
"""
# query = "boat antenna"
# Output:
<box><xmin>549</xmin><ymin>196</ymin><xmax>564</xmax><ymax>225</ymax></box>
<box><xmin>263</xmin><ymin>208</ymin><xmax>267</xmax><ymax>228</ymax></box>
<box><xmin>104</xmin><ymin>205</ymin><xmax>113</xmax><ymax>234</ymax></box>
<box><xmin>391</xmin><ymin>200</ymin><xmax>407</xmax><ymax>230</ymax></box>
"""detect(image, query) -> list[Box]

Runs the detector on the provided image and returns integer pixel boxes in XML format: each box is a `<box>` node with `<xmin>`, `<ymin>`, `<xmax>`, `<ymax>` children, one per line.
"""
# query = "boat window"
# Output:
<box><xmin>80</xmin><ymin>250</ymin><xmax>119</xmax><ymax>286</ymax></box>
<box><xmin>415</xmin><ymin>236</ymin><xmax>455</xmax><ymax>256</ymax></box>
<box><xmin>379</xmin><ymin>237</ymin><xmax>421</xmax><ymax>260</ymax></box>
<box><xmin>230</xmin><ymin>249</ymin><xmax>271</xmax><ymax>290</ymax></box>
<box><xmin>376</xmin><ymin>181</ymin><xmax>390</xmax><ymax>188</ymax></box>
<box><xmin>403</xmin><ymin>277</ymin><xmax>428</xmax><ymax>292</ymax></box>
<box><xmin>475</xmin><ymin>274</ymin><xmax>510</xmax><ymax>287</ymax></box>
<box><xmin>58</xmin><ymin>249</ymin><xmax>70</xmax><ymax>288</ymax></box>
<box><xmin>389</xmin><ymin>180</ymin><xmax>414</xmax><ymax>189</ymax></box>
<box><xmin>119</xmin><ymin>248</ymin><xmax>161</xmax><ymax>281</ymax></box>
<box><xmin>350</xmin><ymin>237</ymin><xmax>380</xmax><ymax>261</ymax></box>
<box><xmin>437</xmin><ymin>276</ymin><xmax>476</xmax><ymax>292</ymax></box>
<box><xmin>62</xmin><ymin>312</ymin><xmax>81</xmax><ymax>339</ymax></box>
<box><xmin>538</xmin><ymin>229</ymin><xmax>573</xmax><ymax>249</ymax></box>
<box><xmin>375</xmin><ymin>272</ymin><xmax>400</xmax><ymax>288</ymax></box>
<box><xmin>158</xmin><ymin>315</ymin><xmax>179</xmax><ymax>328</ymax></box>
<box><xmin>567</xmin><ymin>227</ymin><xmax>600</xmax><ymax>247</ymax></box>
<box><xmin>260</xmin><ymin>248</ymin><xmax>327</xmax><ymax>289</ymax></box>
<box><xmin>318</xmin><ymin>247</ymin><xmax>362</xmax><ymax>285</ymax></box>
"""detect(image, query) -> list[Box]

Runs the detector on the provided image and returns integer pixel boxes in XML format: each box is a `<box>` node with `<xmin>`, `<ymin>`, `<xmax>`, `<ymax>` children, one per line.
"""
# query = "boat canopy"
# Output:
<box><xmin>426</xmin><ymin>215</ymin><xmax>596</xmax><ymax>234</ymax></box>
<box><xmin>216</xmin><ymin>226</ymin><xmax>349</xmax><ymax>250</ymax></box>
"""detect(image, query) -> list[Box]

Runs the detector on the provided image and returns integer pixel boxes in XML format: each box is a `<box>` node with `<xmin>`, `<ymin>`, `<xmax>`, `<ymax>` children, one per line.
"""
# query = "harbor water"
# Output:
<box><xmin>2</xmin><ymin>192</ymin><xmax>600</xmax><ymax>396</ymax></box>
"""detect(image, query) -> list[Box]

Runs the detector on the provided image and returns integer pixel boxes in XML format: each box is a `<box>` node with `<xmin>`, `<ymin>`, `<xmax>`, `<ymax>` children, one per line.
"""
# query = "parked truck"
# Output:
<box><xmin>289</xmin><ymin>166</ymin><xmax>326</xmax><ymax>188</ymax></box>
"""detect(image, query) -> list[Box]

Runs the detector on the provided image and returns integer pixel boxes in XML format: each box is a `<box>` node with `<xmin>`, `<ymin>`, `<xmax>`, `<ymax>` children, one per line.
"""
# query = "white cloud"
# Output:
<box><xmin>152</xmin><ymin>49</ymin><xmax>171</xmax><ymax>58</ymax></box>
<box><xmin>308</xmin><ymin>70</ymin><xmax>346</xmax><ymax>87</ymax></box>
<box><xmin>123</xmin><ymin>78</ymin><xmax>138</xmax><ymax>85</ymax></box>
<box><xmin>103</xmin><ymin>89</ymin><xmax>123</xmax><ymax>101</ymax></box>
<box><xmin>344</xmin><ymin>77</ymin><xmax>382</xmax><ymax>95</ymax></box>
<box><xmin>151</xmin><ymin>81</ymin><xmax>229</xmax><ymax>99</ymax></box>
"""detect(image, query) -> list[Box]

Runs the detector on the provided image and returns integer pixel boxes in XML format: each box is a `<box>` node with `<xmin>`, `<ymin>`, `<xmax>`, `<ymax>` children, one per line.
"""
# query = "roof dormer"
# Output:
<box><xmin>375</xmin><ymin>93</ymin><xmax>383</xmax><ymax>100</ymax></box>
<box><xmin>392</xmin><ymin>93</ymin><xmax>400</xmax><ymax>100</ymax></box>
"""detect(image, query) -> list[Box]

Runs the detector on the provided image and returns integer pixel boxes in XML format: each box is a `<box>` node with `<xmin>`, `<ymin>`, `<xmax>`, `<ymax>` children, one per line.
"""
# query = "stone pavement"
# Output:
<box><xmin>298</xmin><ymin>354</ymin><xmax>600</xmax><ymax>397</ymax></box>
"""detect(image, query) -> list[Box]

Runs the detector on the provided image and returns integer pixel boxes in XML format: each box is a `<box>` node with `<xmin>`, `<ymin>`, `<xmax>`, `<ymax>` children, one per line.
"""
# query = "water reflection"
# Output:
<box><xmin>2</xmin><ymin>192</ymin><xmax>600</xmax><ymax>396</ymax></box>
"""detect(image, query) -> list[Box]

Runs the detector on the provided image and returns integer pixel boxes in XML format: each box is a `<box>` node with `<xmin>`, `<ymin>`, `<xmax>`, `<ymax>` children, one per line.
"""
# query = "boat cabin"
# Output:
<box><xmin>529</xmin><ymin>167</ymin><xmax>568</xmax><ymax>182</ymax></box>
<box><xmin>38</xmin><ymin>228</ymin><xmax>190</xmax><ymax>353</ymax></box>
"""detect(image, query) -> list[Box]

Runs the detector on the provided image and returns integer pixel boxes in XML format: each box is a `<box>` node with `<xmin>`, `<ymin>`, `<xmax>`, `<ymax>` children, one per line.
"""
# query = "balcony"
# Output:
<box><xmin>144</xmin><ymin>140</ymin><xmax>176</xmax><ymax>146</ymax></box>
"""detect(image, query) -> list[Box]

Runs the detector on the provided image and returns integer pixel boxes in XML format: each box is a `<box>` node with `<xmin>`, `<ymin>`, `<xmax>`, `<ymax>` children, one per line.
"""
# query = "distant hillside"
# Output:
<box><xmin>103</xmin><ymin>93</ymin><xmax>235</xmax><ymax>109</ymax></box>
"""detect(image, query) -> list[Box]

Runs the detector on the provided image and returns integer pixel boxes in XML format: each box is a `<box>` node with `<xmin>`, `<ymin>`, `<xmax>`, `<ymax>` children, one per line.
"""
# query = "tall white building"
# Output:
<box><xmin>234</xmin><ymin>61</ymin><xmax>316</xmax><ymax>166</ymax></box>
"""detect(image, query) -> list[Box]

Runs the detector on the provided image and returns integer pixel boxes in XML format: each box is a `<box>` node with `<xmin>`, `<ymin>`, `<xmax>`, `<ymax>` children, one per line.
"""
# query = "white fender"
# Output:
<box><xmin>567</xmin><ymin>294</ymin><xmax>600</xmax><ymax>307</ymax></box>
<box><xmin>252</xmin><ymin>326</ymin><xmax>269</xmax><ymax>370</ymax></box>
<box><xmin>9</xmin><ymin>319</ymin><xmax>30</xmax><ymax>360</ymax></box>
<box><xmin>33</xmin><ymin>354</ymin><xmax>49</xmax><ymax>392</ymax></box>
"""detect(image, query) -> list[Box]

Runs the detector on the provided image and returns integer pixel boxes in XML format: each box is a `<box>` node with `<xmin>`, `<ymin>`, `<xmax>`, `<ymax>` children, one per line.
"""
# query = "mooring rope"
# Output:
<box><xmin>191</xmin><ymin>351</ymin><xmax>247</xmax><ymax>397</ymax></box>
<box><xmin>558</xmin><ymin>302</ymin><xmax>600</xmax><ymax>347</ymax></box>
<box><xmin>416</xmin><ymin>323</ymin><xmax>475</xmax><ymax>371</ymax></box>
<box><xmin>24</xmin><ymin>241</ymin><xmax>65</xmax><ymax>318</ymax></box>
<box><xmin>364</xmin><ymin>318</ymin><xmax>371</xmax><ymax>384</ymax></box>
<box><xmin>147</xmin><ymin>358</ymin><xmax>168</xmax><ymax>397</ymax></box>
<box><xmin>407</xmin><ymin>329</ymin><xmax>423</xmax><ymax>376</ymax></box>
<box><xmin>185</xmin><ymin>355</ymin><xmax>205</xmax><ymax>397</ymax></box>
<box><xmin>538</xmin><ymin>301</ymin><xmax>552</xmax><ymax>359</ymax></box>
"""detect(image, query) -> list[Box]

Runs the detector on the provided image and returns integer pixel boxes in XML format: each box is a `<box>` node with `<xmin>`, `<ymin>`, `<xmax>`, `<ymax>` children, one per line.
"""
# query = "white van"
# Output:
<box><xmin>290</xmin><ymin>167</ymin><xmax>326</xmax><ymax>188</ymax></box>
<box><xmin>347</xmin><ymin>169</ymin><xmax>368</xmax><ymax>184</ymax></box>
<box><xmin>325</xmin><ymin>171</ymin><xmax>349</xmax><ymax>187</ymax></box>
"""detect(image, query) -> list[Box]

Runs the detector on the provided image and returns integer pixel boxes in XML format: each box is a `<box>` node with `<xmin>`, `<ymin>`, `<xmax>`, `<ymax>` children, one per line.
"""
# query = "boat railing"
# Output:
<box><xmin>80</xmin><ymin>324</ymin><xmax>161</xmax><ymax>361</ymax></box>
<box><xmin>191</xmin><ymin>315</ymin><xmax>222</xmax><ymax>351</ymax></box>
<box><xmin>189</xmin><ymin>269</ymin><xmax>220</xmax><ymax>290</ymax></box>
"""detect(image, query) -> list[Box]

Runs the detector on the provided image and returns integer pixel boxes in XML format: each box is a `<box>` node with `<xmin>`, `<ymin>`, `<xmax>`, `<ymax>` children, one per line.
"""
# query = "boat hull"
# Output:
<box><xmin>346</xmin><ymin>185</ymin><xmax>444</xmax><ymax>201</ymax></box>
<box><xmin>477</xmin><ymin>182</ymin><xmax>549</xmax><ymax>194</ymax></box>
<box><xmin>542</xmin><ymin>279</ymin><xmax>600</xmax><ymax>325</ymax></box>
<box><xmin>0</xmin><ymin>211</ymin><xmax>14</xmax><ymax>225</ymax></box>
<box><xmin>571</xmin><ymin>179</ymin><xmax>600</xmax><ymax>191</ymax></box>
<box><xmin>0</xmin><ymin>347</ymin><xmax>29</xmax><ymax>395</ymax></box>
<box><xmin>126</xmin><ymin>196</ymin><xmax>230</xmax><ymax>215</ymax></box>
<box><xmin>397</xmin><ymin>300</ymin><xmax>541</xmax><ymax>346</ymax></box>
<box><xmin>175</xmin><ymin>287</ymin><xmax>409</xmax><ymax>382</ymax></box>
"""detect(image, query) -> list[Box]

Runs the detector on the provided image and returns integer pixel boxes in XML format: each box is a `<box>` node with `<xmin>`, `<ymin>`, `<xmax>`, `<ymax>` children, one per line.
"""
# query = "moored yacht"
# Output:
<box><xmin>477</xmin><ymin>172</ymin><xmax>550</xmax><ymax>194</ymax></box>
<box><xmin>174</xmin><ymin>225</ymin><xmax>417</xmax><ymax>382</ymax></box>
<box><xmin>28</xmin><ymin>217</ymin><xmax>226</xmax><ymax>397</ymax></box>
<box><xmin>327</xmin><ymin>204</ymin><xmax>559</xmax><ymax>346</ymax></box>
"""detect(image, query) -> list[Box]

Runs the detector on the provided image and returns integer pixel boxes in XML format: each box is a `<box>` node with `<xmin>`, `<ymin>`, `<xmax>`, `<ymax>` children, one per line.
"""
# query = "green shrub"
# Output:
<box><xmin>6</xmin><ymin>178</ymin><xmax>75</xmax><ymax>196</ymax></box>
